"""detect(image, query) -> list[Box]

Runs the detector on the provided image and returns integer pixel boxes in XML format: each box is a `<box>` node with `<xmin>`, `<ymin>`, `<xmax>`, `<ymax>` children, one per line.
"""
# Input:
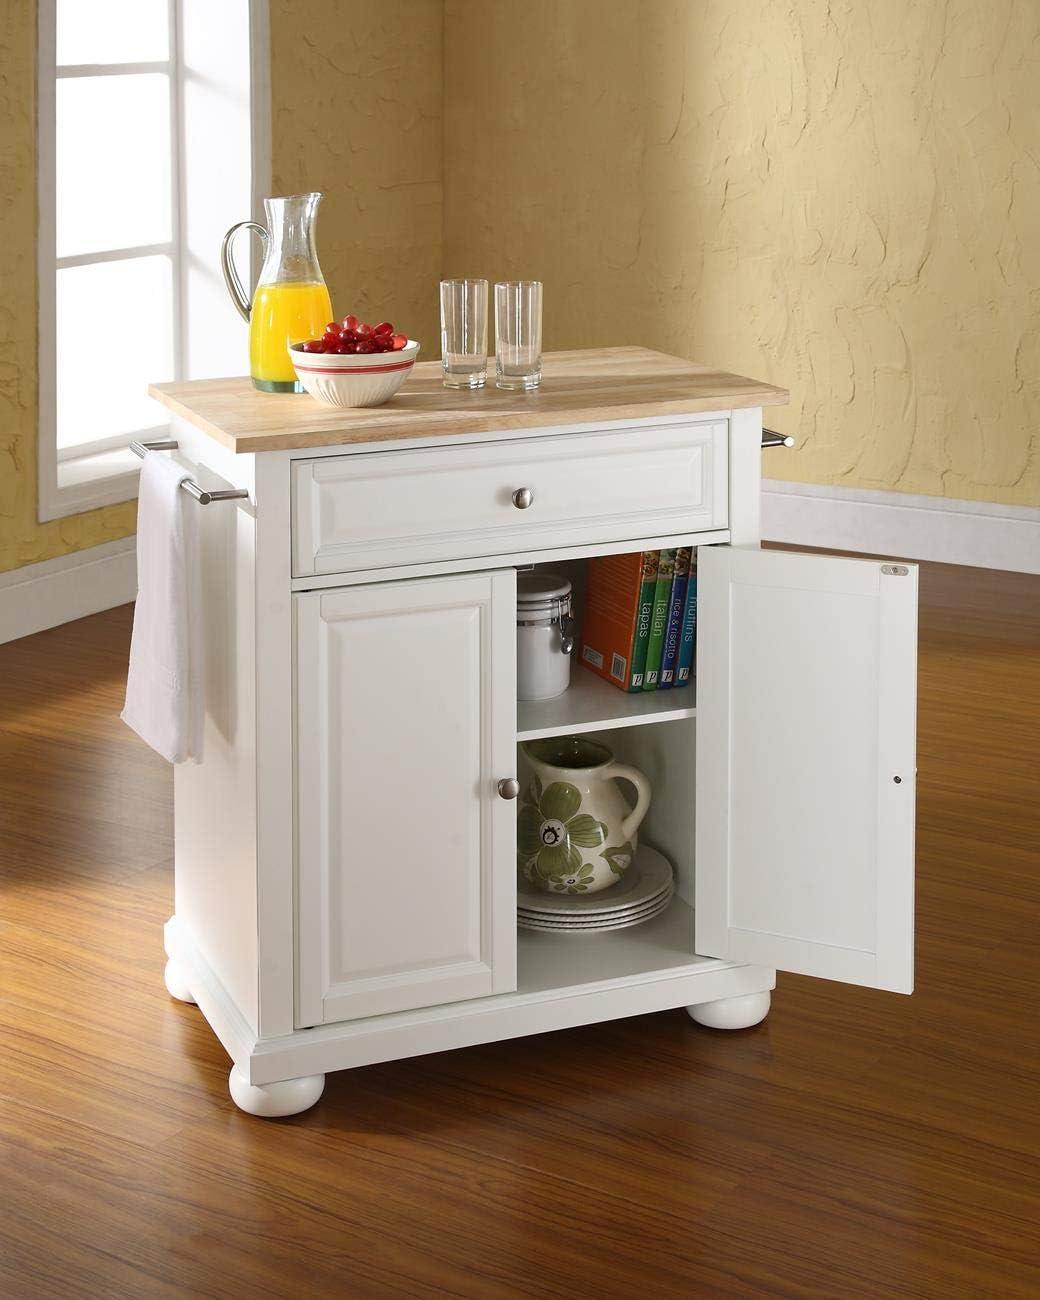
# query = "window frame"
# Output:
<box><xmin>37</xmin><ymin>0</ymin><xmax>184</xmax><ymax>521</ymax></box>
<box><xmin>37</xmin><ymin>0</ymin><xmax>271</xmax><ymax>523</ymax></box>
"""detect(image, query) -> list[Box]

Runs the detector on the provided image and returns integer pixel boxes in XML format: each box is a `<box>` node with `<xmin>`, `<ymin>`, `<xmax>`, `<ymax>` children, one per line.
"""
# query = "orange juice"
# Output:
<box><xmin>249</xmin><ymin>280</ymin><xmax>333</xmax><ymax>391</ymax></box>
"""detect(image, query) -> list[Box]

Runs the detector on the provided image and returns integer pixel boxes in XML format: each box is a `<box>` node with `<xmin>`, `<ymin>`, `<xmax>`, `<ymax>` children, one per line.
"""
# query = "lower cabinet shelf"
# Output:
<box><xmin>517</xmin><ymin>665</ymin><xmax>696</xmax><ymax>742</ymax></box>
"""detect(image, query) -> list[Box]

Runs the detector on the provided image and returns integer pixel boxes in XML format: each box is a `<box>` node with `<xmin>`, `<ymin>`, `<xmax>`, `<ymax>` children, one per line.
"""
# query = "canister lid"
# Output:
<box><xmin>517</xmin><ymin>571</ymin><xmax>572</xmax><ymax>607</ymax></box>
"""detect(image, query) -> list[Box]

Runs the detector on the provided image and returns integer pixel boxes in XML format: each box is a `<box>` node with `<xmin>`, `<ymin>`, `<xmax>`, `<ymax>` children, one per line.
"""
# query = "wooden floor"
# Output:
<box><xmin>1</xmin><ymin>561</ymin><xmax>1038</xmax><ymax>1299</ymax></box>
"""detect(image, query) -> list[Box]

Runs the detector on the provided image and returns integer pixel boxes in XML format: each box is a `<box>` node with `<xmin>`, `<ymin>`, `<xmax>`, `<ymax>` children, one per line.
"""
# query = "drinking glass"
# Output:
<box><xmin>440</xmin><ymin>278</ymin><xmax>488</xmax><ymax>388</ymax></box>
<box><xmin>495</xmin><ymin>281</ymin><xmax>543</xmax><ymax>390</ymax></box>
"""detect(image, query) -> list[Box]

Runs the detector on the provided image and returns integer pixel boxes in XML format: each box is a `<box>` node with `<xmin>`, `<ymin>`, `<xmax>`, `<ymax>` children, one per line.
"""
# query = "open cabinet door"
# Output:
<box><xmin>695</xmin><ymin>547</ymin><xmax>917</xmax><ymax>993</ymax></box>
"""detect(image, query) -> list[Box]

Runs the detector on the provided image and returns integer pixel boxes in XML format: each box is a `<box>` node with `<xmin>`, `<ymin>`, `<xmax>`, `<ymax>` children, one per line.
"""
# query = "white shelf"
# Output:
<box><xmin>516</xmin><ymin>896</ymin><xmax>717</xmax><ymax>994</ymax></box>
<box><xmin>516</xmin><ymin>665</ymin><xmax>696</xmax><ymax>741</ymax></box>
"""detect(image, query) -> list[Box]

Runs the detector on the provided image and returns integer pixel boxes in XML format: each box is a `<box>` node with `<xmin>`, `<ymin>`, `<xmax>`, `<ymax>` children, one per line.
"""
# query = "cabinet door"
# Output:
<box><xmin>295</xmin><ymin>570</ymin><xmax>517</xmax><ymax>1027</ymax></box>
<box><xmin>696</xmin><ymin>547</ymin><xmax>917</xmax><ymax>993</ymax></box>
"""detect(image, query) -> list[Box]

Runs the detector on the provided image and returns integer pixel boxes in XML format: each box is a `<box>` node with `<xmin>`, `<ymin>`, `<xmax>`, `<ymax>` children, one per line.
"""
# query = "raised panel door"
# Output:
<box><xmin>695</xmin><ymin>546</ymin><xmax>917</xmax><ymax>992</ymax></box>
<box><xmin>295</xmin><ymin>569</ymin><xmax>517</xmax><ymax>1026</ymax></box>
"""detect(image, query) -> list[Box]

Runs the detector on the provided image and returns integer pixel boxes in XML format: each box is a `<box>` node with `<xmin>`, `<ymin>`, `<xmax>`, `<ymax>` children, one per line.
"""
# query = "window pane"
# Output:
<box><xmin>57</xmin><ymin>257</ymin><xmax>173</xmax><ymax>451</ymax></box>
<box><xmin>57</xmin><ymin>0</ymin><xmax>169</xmax><ymax>65</ymax></box>
<box><xmin>57</xmin><ymin>74</ymin><xmax>171</xmax><ymax>258</ymax></box>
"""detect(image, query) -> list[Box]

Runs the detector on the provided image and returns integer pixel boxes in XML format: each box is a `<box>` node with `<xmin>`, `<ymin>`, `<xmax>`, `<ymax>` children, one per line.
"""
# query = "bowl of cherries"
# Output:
<box><xmin>289</xmin><ymin>316</ymin><xmax>420</xmax><ymax>408</ymax></box>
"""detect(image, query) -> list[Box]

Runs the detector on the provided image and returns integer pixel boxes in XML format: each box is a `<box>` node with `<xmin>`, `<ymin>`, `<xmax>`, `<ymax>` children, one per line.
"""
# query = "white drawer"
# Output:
<box><xmin>291</xmin><ymin>422</ymin><xmax>729</xmax><ymax>577</ymax></box>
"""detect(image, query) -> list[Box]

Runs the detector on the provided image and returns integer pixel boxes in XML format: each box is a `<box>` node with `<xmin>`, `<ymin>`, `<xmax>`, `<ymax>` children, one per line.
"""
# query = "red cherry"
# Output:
<box><xmin>356</xmin><ymin>339</ymin><xmax>377</xmax><ymax>354</ymax></box>
<box><xmin>324</xmin><ymin>321</ymin><xmax>340</xmax><ymax>335</ymax></box>
<box><xmin>391</xmin><ymin>334</ymin><xmax>407</xmax><ymax>351</ymax></box>
<box><xmin>333</xmin><ymin>341</ymin><xmax>358</xmax><ymax>354</ymax></box>
<box><xmin>299</xmin><ymin>340</ymin><xmax>323</xmax><ymax>353</ymax></box>
<box><xmin>373</xmin><ymin>321</ymin><xmax>393</xmax><ymax>337</ymax></box>
<box><xmin>338</xmin><ymin>328</ymin><xmax>358</xmax><ymax>344</ymax></box>
<box><xmin>357</xmin><ymin>322</ymin><xmax>374</xmax><ymax>337</ymax></box>
<box><xmin>341</xmin><ymin>314</ymin><xmax>359</xmax><ymax>332</ymax></box>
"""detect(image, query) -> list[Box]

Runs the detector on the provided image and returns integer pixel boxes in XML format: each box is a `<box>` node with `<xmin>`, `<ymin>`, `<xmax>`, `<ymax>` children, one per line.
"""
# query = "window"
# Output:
<box><xmin>38</xmin><ymin>0</ymin><xmax>268</xmax><ymax>521</ymax></box>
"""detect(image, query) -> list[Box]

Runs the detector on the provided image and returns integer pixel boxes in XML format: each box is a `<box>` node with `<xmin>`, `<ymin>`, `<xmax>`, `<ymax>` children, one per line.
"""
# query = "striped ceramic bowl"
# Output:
<box><xmin>289</xmin><ymin>340</ymin><xmax>421</xmax><ymax>407</ymax></box>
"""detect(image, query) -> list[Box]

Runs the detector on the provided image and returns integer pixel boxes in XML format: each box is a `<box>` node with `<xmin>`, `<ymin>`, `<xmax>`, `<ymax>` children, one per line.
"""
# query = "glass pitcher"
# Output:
<box><xmin>221</xmin><ymin>192</ymin><xmax>333</xmax><ymax>393</ymax></box>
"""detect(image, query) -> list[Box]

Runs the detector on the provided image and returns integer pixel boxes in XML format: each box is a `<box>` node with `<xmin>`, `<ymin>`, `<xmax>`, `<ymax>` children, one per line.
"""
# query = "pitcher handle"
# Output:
<box><xmin>602</xmin><ymin>762</ymin><xmax>652</xmax><ymax>841</ymax></box>
<box><xmin>221</xmin><ymin>221</ymin><xmax>268</xmax><ymax>322</ymax></box>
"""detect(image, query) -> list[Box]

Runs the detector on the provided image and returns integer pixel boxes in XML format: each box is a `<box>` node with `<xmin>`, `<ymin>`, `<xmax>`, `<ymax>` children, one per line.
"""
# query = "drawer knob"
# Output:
<box><xmin>498</xmin><ymin>777</ymin><xmax>520</xmax><ymax>800</ymax></box>
<box><xmin>512</xmin><ymin>487</ymin><xmax>534</xmax><ymax>510</ymax></box>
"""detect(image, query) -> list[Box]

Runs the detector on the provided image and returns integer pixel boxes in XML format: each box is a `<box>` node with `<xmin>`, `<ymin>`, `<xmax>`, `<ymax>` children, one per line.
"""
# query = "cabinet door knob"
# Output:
<box><xmin>512</xmin><ymin>487</ymin><xmax>534</xmax><ymax>510</ymax></box>
<box><xmin>498</xmin><ymin>777</ymin><xmax>520</xmax><ymax>800</ymax></box>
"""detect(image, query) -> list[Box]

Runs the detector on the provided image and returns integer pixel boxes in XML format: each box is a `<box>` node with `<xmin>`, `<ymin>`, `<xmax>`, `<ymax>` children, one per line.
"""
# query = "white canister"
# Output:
<box><xmin>517</xmin><ymin>572</ymin><xmax>574</xmax><ymax>701</ymax></box>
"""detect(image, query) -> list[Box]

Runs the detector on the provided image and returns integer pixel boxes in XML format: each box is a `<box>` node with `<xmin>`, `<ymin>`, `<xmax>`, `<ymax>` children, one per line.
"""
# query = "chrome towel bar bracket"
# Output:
<box><xmin>130</xmin><ymin>439</ymin><xmax>250</xmax><ymax>506</ymax></box>
<box><xmin>762</xmin><ymin>428</ymin><xmax>795</xmax><ymax>449</ymax></box>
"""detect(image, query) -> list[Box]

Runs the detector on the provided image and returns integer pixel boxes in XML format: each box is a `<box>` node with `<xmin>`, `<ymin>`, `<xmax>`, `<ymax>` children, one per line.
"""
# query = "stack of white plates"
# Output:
<box><xmin>517</xmin><ymin>845</ymin><xmax>674</xmax><ymax>934</ymax></box>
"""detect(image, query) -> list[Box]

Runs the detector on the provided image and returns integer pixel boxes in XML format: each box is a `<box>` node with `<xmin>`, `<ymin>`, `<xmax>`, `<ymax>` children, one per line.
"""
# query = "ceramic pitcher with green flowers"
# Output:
<box><xmin>518</xmin><ymin>736</ymin><xmax>652</xmax><ymax>894</ymax></box>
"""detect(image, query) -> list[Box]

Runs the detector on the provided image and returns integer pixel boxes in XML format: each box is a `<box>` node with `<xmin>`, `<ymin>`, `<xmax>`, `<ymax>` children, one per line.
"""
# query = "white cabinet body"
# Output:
<box><xmin>162</xmin><ymin>399</ymin><xmax>917</xmax><ymax>1118</ymax></box>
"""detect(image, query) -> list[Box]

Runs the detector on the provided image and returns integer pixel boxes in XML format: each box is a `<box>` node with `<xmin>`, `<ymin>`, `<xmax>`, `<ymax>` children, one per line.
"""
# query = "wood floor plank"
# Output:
<box><xmin>1</xmin><ymin>559</ymin><xmax>1038</xmax><ymax>1297</ymax></box>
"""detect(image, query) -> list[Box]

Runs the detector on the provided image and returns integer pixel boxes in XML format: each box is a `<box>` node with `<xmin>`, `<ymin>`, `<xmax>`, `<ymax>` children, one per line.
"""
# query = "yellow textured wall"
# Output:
<box><xmin>445</xmin><ymin>0</ymin><xmax>1040</xmax><ymax>506</ymax></box>
<box><xmin>4</xmin><ymin>1</ymin><xmax>1036</xmax><ymax>577</ymax></box>
<box><xmin>0</xmin><ymin>0</ymin><xmax>442</xmax><ymax>575</ymax></box>
<box><xmin>270</xmin><ymin>0</ymin><xmax>442</xmax><ymax>348</ymax></box>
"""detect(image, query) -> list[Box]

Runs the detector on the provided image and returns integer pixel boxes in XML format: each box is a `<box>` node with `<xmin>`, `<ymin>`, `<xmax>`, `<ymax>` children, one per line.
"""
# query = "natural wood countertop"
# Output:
<box><xmin>148</xmin><ymin>346</ymin><xmax>789</xmax><ymax>454</ymax></box>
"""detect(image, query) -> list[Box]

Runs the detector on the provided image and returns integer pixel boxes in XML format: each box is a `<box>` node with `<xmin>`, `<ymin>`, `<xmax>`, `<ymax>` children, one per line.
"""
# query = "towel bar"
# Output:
<box><xmin>133</xmin><ymin>430</ymin><xmax>789</xmax><ymax>501</ymax></box>
<box><xmin>130</xmin><ymin>439</ymin><xmax>249</xmax><ymax>505</ymax></box>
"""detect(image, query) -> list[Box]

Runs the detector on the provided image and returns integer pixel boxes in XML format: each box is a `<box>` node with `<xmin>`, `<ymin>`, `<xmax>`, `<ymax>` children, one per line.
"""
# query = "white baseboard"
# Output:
<box><xmin>0</xmin><ymin>485</ymin><xmax>1033</xmax><ymax>648</ymax></box>
<box><xmin>762</xmin><ymin>481</ymin><xmax>1040</xmax><ymax>574</ymax></box>
<box><xmin>0</xmin><ymin>536</ymin><xmax>137</xmax><ymax>645</ymax></box>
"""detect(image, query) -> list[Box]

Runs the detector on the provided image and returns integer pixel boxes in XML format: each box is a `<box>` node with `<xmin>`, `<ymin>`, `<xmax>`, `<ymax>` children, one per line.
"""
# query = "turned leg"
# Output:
<box><xmin>163</xmin><ymin>956</ymin><xmax>197</xmax><ymax>1005</ymax></box>
<box><xmin>228</xmin><ymin>1067</ymin><xmax>325</xmax><ymax>1118</ymax></box>
<box><xmin>686</xmin><ymin>990</ymin><xmax>771</xmax><ymax>1030</ymax></box>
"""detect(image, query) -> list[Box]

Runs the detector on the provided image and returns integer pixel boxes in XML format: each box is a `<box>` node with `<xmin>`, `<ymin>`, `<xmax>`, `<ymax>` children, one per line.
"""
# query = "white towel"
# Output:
<box><xmin>121</xmin><ymin>453</ymin><xmax>205</xmax><ymax>763</ymax></box>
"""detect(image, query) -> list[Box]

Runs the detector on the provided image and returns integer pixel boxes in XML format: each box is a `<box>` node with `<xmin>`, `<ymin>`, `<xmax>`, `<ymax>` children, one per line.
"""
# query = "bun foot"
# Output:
<box><xmin>687</xmin><ymin>990</ymin><xmax>771</xmax><ymax>1030</ymax></box>
<box><xmin>228</xmin><ymin>1067</ymin><xmax>325</xmax><ymax>1118</ymax></box>
<box><xmin>163</xmin><ymin>957</ymin><xmax>196</xmax><ymax>1004</ymax></box>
